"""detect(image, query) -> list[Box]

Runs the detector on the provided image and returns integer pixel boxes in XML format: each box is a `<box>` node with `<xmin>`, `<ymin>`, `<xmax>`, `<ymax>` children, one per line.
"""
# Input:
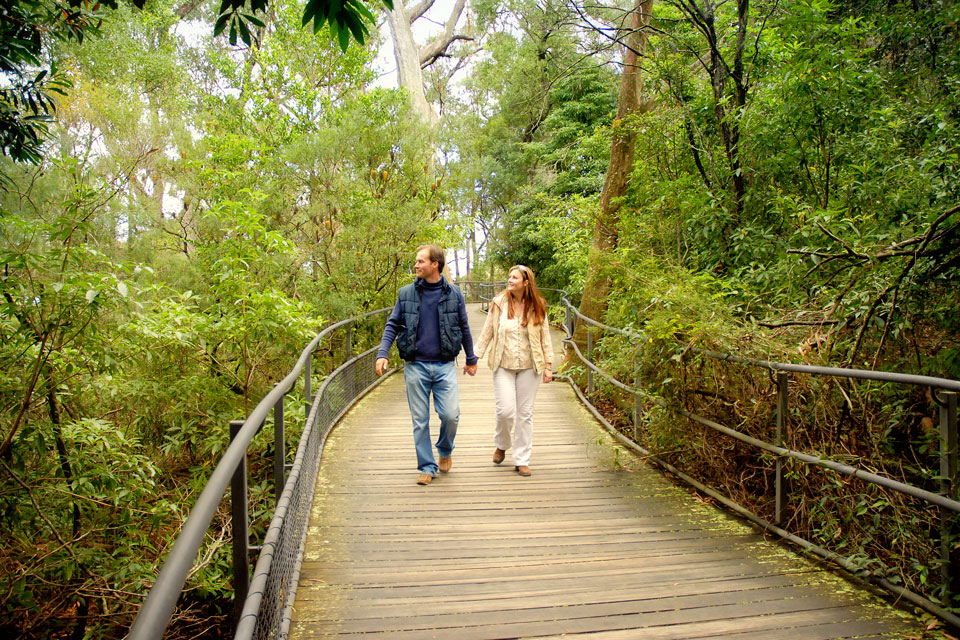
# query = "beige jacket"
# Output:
<box><xmin>475</xmin><ymin>293</ymin><xmax>553</xmax><ymax>374</ymax></box>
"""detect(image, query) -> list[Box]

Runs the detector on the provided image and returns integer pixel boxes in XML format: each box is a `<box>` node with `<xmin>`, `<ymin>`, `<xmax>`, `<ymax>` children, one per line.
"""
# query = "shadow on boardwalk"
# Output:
<box><xmin>290</xmin><ymin>304</ymin><xmax>916</xmax><ymax>639</ymax></box>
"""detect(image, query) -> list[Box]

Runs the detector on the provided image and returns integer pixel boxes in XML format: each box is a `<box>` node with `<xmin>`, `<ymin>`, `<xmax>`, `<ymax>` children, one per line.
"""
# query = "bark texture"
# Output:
<box><xmin>386</xmin><ymin>0</ymin><xmax>472</xmax><ymax>126</ymax></box>
<box><xmin>388</xmin><ymin>0</ymin><xmax>439</xmax><ymax>126</ymax></box>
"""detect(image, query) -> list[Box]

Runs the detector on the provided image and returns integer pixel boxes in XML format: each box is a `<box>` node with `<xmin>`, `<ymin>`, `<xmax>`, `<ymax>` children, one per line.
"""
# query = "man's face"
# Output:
<box><xmin>414</xmin><ymin>249</ymin><xmax>439</xmax><ymax>280</ymax></box>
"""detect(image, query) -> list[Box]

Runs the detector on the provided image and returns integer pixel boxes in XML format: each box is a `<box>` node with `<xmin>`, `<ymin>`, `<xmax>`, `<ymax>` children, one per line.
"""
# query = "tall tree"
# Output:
<box><xmin>385</xmin><ymin>0</ymin><xmax>474</xmax><ymax>125</ymax></box>
<box><xmin>572</xmin><ymin>0</ymin><xmax>653</xmax><ymax>347</ymax></box>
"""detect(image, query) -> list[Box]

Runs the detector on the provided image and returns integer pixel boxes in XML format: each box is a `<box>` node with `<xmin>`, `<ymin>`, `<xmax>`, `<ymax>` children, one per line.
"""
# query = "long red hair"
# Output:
<box><xmin>502</xmin><ymin>265</ymin><xmax>547</xmax><ymax>326</ymax></box>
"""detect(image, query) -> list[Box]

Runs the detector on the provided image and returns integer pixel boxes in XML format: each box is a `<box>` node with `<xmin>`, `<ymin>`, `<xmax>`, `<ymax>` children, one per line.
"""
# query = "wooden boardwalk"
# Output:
<box><xmin>290</xmin><ymin>305</ymin><xmax>915</xmax><ymax>639</ymax></box>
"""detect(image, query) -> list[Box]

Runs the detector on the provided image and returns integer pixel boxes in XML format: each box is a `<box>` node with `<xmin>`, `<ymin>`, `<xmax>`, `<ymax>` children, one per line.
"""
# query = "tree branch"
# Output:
<box><xmin>848</xmin><ymin>205</ymin><xmax>959</xmax><ymax>364</ymax></box>
<box><xmin>420</xmin><ymin>35</ymin><xmax>476</xmax><ymax>68</ymax></box>
<box><xmin>175</xmin><ymin>0</ymin><xmax>205</xmax><ymax>19</ymax></box>
<box><xmin>758</xmin><ymin>319</ymin><xmax>840</xmax><ymax>328</ymax></box>
<box><xmin>408</xmin><ymin>0</ymin><xmax>436</xmax><ymax>23</ymax></box>
<box><xmin>0</xmin><ymin>459</ymin><xmax>70</xmax><ymax>550</ymax></box>
<box><xmin>418</xmin><ymin>0</ymin><xmax>470</xmax><ymax>67</ymax></box>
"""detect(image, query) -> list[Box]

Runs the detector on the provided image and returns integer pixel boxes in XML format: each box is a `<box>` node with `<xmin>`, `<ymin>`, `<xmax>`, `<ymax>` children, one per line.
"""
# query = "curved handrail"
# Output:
<box><xmin>563</xmin><ymin>335</ymin><xmax>960</xmax><ymax>514</ymax></box>
<box><xmin>562</xmin><ymin>299</ymin><xmax>960</xmax><ymax>393</ymax></box>
<box><xmin>465</xmin><ymin>280</ymin><xmax>960</xmax><ymax>626</ymax></box>
<box><xmin>128</xmin><ymin>307</ymin><xmax>390</xmax><ymax>640</ymax></box>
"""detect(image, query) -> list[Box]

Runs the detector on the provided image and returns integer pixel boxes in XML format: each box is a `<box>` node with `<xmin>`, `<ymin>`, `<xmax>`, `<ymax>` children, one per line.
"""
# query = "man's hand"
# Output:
<box><xmin>375</xmin><ymin>358</ymin><xmax>389</xmax><ymax>376</ymax></box>
<box><xmin>463</xmin><ymin>363</ymin><xmax>478</xmax><ymax>376</ymax></box>
<box><xmin>542</xmin><ymin>368</ymin><xmax>553</xmax><ymax>383</ymax></box>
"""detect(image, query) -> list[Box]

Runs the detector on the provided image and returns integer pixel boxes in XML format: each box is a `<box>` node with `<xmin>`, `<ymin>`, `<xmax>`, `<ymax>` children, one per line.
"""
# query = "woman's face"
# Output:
<box><xmin>507</xmin><ymin>268</ymin><xmax>525</xmax><ymax>294</ymax></box>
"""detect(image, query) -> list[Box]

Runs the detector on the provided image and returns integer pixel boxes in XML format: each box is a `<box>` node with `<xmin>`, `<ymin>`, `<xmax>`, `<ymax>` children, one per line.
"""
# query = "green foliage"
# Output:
<box><xmin>0</xmin><ymin>0</ymin><xmax>112</xmax><ymax>164</ymax></box>
<box><xmin>212</xmin><ymin>0</ymin><xmax>393</xmax><ymax>50</ymax></box>
<box><xmin>1</xmin><ymin>0</ymin><xmax>388</xmax><ymax>167</ymax></box>
<box><xmin>0</xmin><ymin>0</ymin><xmax>452</xmax><ymax>635</ymax></box>
<box><xmin>450</xmin><ymin>10</ymin><xmax>617</xmax><ymax>288</ymax></box>
<box><xmin>475</xmin><ymin>0</ymin><xmax>960</xmax><ymax>616</ymax></box>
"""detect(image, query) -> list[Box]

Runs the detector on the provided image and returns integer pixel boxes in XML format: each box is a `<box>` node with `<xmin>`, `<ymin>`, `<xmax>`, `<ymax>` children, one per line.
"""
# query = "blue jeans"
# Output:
<box><xmin>403</xmin><ymin>360</ymin><xmax>460</xmax><ymax>476</ymax></box>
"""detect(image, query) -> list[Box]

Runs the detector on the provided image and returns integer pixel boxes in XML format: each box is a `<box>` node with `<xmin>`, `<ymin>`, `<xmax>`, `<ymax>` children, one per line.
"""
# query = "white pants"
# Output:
<box><xmin>493</xmin><ymin>367</ymin><xmax>541</xmax><ymax>466</ymax></box>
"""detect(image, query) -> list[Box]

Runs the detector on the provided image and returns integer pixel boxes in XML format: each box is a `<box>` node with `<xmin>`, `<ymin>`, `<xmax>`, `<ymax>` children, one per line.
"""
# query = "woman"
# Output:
<box><xmin>474</xmin><ymin>265</ymin><xmax>553</xmax><ymax>476</ymax></box>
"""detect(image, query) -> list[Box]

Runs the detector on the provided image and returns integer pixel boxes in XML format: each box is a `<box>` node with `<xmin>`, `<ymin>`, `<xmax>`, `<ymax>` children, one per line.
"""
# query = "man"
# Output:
<box><xmin>376</xmin><ymin>245</ymin><xmax>478</xmax><ymax>485</ymax></box>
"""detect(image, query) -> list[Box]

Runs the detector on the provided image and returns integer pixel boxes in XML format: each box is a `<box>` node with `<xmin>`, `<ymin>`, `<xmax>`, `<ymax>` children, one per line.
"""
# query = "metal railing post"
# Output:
<box><xmin>564</xmin><ymin>305</ymin><xmax>572</xmax><ymax>338</ymax></box>
<box><xmin>229</xmin><ymin>419</ymin><xmax>250</xmax><ymax>623</ymax></box>
<box><xmin>303</xmin><ymin>353</ymin><xmax>312</xmax><ymax>419</ymax></box>
<box><xmin>632</xmin><ymin>359</ymin><xmax>642</xmax><ymax>441</ymax></box>
<box><xmin>345</xmin><ymin>325</ymin><xmax>353</xmax><ymax>360</ymax></box>
<box><xmin>273</xmin><ymin>391</ymin><xmax>285</xmax><ymax>500</ymax></box>
<box><xmin>939</xmin><ymin>391</ymin><xmax>958</xmax><ymax>594</ymax></box>
<box><xmin>775</xmin><ymin>372</ymin><xmax>788</xmax><ymax>525</ymax></box>
<box><xmin>587</xmin><ymin>331</ymin><xmax>594</xmax><ymax>397</ymax></box>
<box><xmin>633</xmin><ymin>393</ymin><xmax>641</xmax><ymax>442</ymax></box>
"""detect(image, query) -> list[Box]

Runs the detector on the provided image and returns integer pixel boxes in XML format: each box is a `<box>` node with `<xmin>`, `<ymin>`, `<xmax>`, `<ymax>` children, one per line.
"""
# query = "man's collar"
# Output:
<box><xmin>415</xmin><ymin>276</ymin><xmax>447</xmax><ymax>289</ymax></box>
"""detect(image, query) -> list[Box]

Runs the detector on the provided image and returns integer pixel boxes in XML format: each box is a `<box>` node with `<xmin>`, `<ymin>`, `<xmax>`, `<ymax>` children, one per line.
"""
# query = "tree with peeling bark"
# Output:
<box><xmin>385</xmin><ymin>0</ymin><xmax>476</xmax><ymax>126</ymax></box>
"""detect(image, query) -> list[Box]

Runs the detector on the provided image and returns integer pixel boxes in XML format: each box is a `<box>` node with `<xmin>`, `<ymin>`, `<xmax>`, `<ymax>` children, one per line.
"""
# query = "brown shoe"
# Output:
<box><xmin>416</xmin><ymin>473</ymin><xmax>433</xmax><ymax>485</ymax></box>
<box><xmin>515</xmin><ymin>465</ymin><xmax>532</xmax><ymax>476</ymax></box>
<box><xmin>493</xmin><ymin>448</ymin><xmax>505</xmax><ymax>464</ymax></box>
<box><xmin>438</xmin><ymin>456</ymin><xmax>452</xmax><ymax>473</ymax></box>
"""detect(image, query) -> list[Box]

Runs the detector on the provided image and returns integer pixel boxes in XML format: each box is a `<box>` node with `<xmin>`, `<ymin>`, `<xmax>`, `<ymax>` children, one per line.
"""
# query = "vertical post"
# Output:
<box><xmin>633</xmin><ymin>360</ymin><xmax>642</xmax><ymax>442</ymax></box>
<box><xmin>345</xmin><ymin>325</ymin><xmax>353</xmax><ymax>360</ymax></box>
<box><xmin>775</xmin><ymin>372</ymin><xmax>788</xmax><ymax>525</ymax></box>
<box><xmin>564</xmin><ymin>304</ymin><xmax>572</xmax><ymax>338</ymax></box>
<box><xmin>633</xmin><ymin>393</ymin><xmax>641</xmax><ymax>442</ymax></box>
<box><xmin>303</xmin><ymin>353</ymin><xmax>312</xmax><ymax>419</ymax></box>
<box><xmin>587</xmin><ymin>331</ymin><xmax>594</xmax><ymax>397</ymax></box>
<box><xmin>273</xmin><ymin>392</ymin><xmax>285</xmax><ymax>500</ymax></box>
<box><xmin>229</xmin><ymin>419</ymin><xmax>250</xmax><ymax>620</ymax></box>
<box><xmin>939</xmin><ymin>391</ymin><xmax>957</xmax><ymax>593</ymax></box>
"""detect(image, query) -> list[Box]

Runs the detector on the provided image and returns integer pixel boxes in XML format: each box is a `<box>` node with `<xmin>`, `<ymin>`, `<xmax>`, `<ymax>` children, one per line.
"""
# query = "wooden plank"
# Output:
<box><xmin>300</xmin><ymin>590</ymin><xmax>858</xmax><ymax>635</ymax></box>
<box><xmin>293</xmin><ymin>561</ymin><xmax>818</xmax><ymax>602</ymax></box>
<box><xmin>293</xmin><ymin>574</ymin><xmax>826</xmax><ymax>618</ymax></box>
<box><xmin>288</xmin><ymin>304</ymin><xmax>917</xmax><ymax>639</ymax></box>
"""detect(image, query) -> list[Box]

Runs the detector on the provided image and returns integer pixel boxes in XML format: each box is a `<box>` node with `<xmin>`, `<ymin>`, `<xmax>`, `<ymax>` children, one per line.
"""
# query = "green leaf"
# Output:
<box><xmin>214</xmin><ymin>13</ymin><xmax>231</xmax><ymax>35</ymax></box>
<box><xmin>345</xmin><ymin>13</ymin><xmax>366</xmax><ymax>44</ymax></box>
<box><xmin>237</xmin><ymin>17</ymin><xmax>251</xmax><ymax>46</ymax></box>
<box><xmin>313</xmin><ymin>15</ymin><xmax>328</xmax><ymax>33</ymax></box>
<box><xmin>243</xmin><ymin>13</ymin><xmax>266</xmax><ymax>28</ymax></box>
<box><xmin>347</xmin><ymin>0</ymin><xmax>375</xmax><ymax>23</ymax></box>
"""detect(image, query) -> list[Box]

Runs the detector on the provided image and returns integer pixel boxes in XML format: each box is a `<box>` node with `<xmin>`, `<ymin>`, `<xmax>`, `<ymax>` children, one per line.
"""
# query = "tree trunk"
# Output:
<box><xmin>569</xmin><ymin>0</ymin><xmax>653</xmax><ymax>357</ymax></box>
<box><xmin>387</xmin><ymin>1</ymin><xmax>439</xmax><ymax>127</ymax></box>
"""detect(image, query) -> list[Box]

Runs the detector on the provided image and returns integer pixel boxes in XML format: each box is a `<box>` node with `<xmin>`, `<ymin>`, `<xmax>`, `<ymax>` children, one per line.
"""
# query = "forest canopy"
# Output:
<box><xmin>1</xmin><ymin>0</ymin><xmax>958</xmax><ymax>637</ymax></box>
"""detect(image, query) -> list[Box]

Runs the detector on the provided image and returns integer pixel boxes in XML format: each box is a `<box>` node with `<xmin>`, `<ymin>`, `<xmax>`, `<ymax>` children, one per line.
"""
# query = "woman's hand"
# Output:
<box><xmin>542</xmin><ymin>367</ymin><xmax>553</xmax><ymax>383</ymax></box>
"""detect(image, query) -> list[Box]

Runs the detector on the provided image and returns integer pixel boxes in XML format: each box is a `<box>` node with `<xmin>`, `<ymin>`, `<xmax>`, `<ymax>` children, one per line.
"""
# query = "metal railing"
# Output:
<box><xmin>561</xmin><ymin>298</ymin><xmax>959</xmax><ymax>627</ymax></box>
<box><xmin>128</xmin><ymin>307</ymin><xmax>393</xmax><ymax>640</ymax></box>
<box><xmin>461</xmin><ymin>280</ymin><xmax>959</xmax><ymax>627</ymax></box>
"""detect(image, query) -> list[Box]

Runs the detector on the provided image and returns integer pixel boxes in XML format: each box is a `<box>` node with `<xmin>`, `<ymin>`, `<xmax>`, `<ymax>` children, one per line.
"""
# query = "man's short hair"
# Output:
<box><xmin>417</xmin><ymin>244</ymin><xmax>445</xmax><ymax>273</ymax></box>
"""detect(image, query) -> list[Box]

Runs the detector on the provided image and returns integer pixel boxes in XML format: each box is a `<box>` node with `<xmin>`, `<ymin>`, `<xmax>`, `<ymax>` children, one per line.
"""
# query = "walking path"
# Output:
<box><xmin>289</xmin><ymin>304</ymin><xmax>914</xmax><ymax>638</ymax></box>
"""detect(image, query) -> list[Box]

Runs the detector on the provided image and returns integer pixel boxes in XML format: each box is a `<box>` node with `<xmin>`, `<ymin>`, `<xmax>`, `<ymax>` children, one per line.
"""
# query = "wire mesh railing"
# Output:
<box><xmin>235</xmin><ymin>345</ymin><xmax>384</xmax><ymax>640</ymax></box>
<box><xmin>460</xmin><ymin>280</ymin><xmax>959</xmax><ymax>628</ymax></box>
<box><xmin>128</xmin><ymin>307</ymin><xmax>392</xmax><ymax>640</ymax></box>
